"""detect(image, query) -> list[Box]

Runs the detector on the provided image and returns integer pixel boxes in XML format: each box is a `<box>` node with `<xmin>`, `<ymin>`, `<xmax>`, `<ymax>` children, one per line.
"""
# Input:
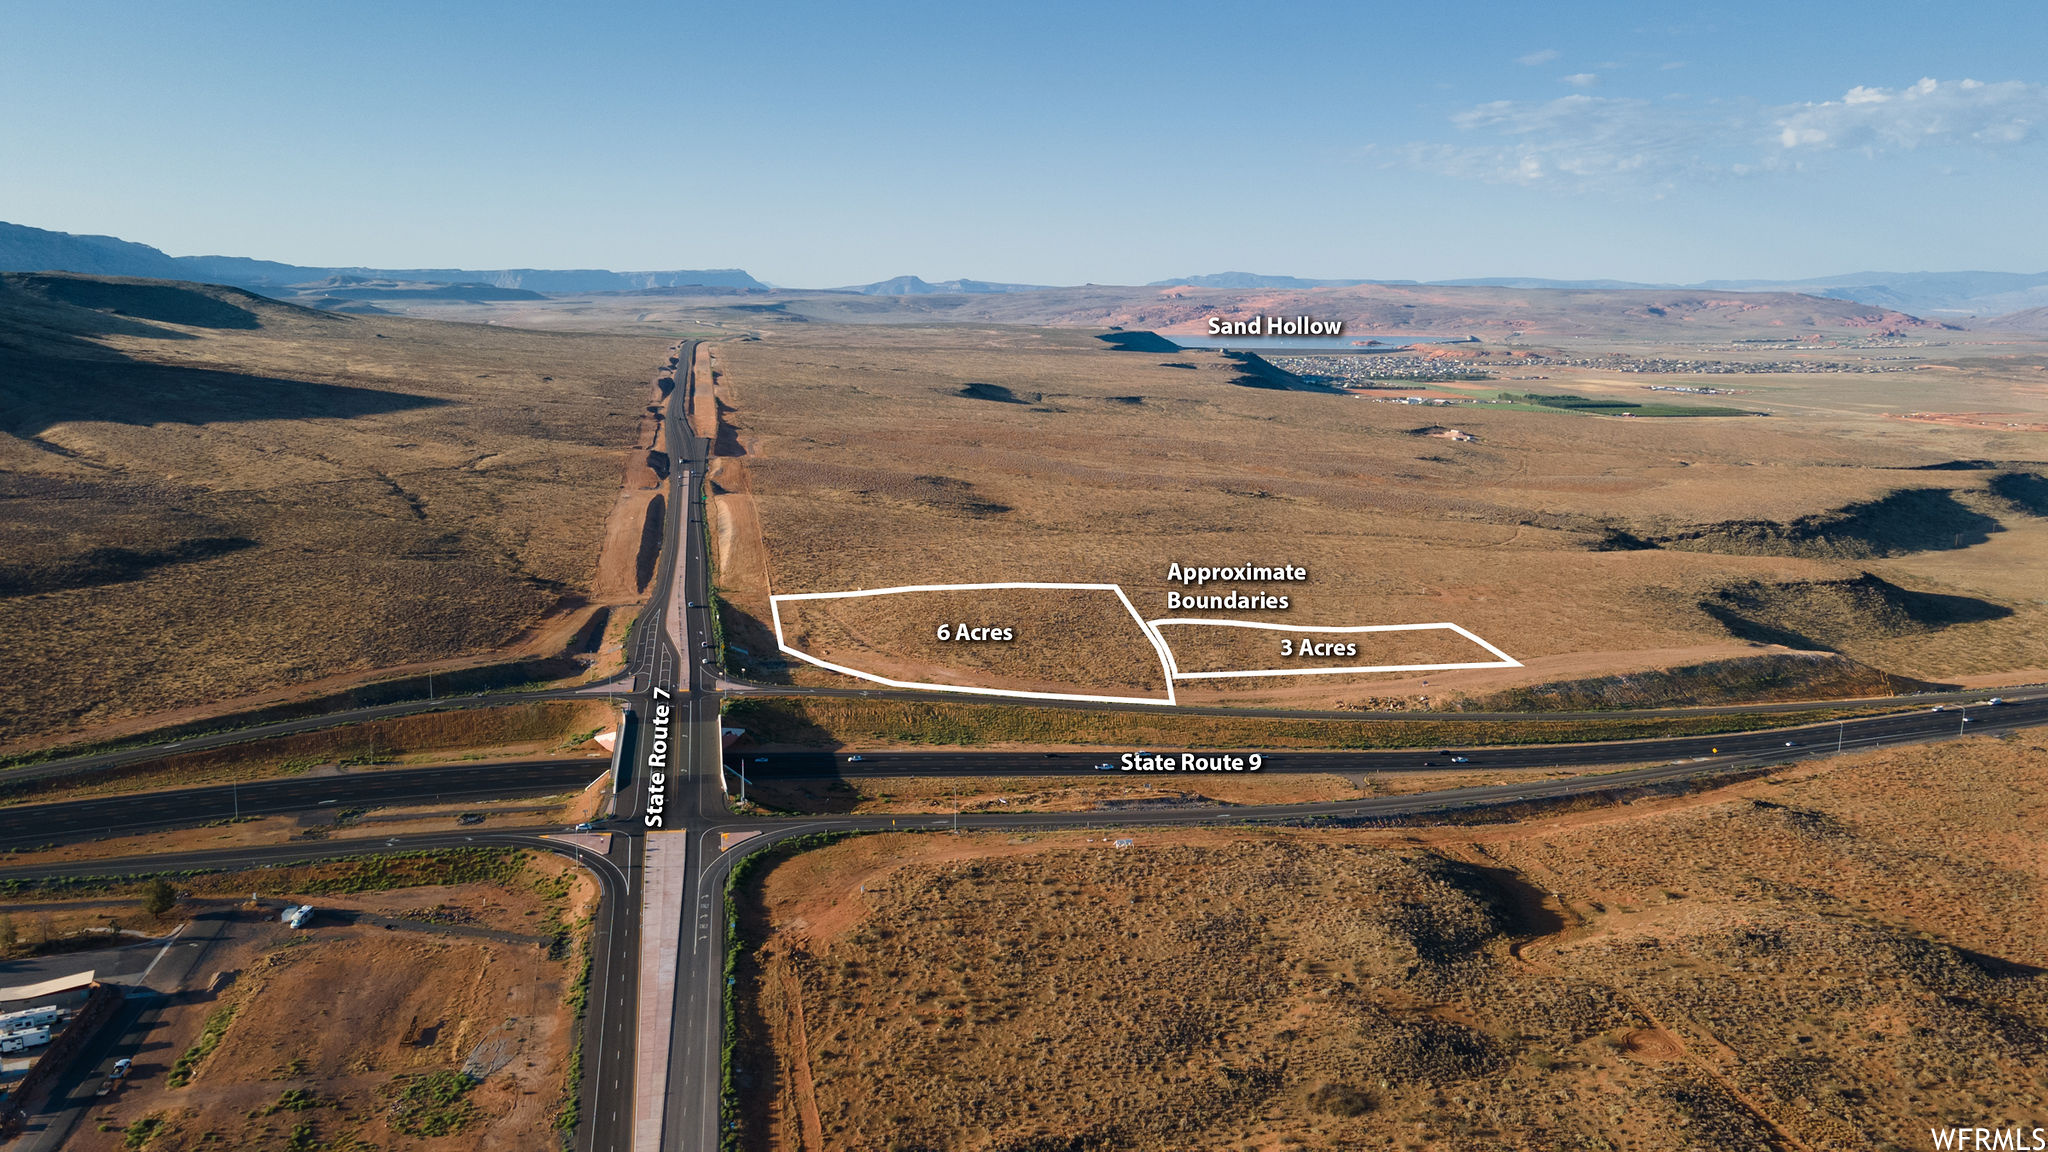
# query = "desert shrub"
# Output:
<box><xmin>386</xmin><ymin>1070</ymin><xmax>480</xmax><ymax>1137</ymax></box>
<box><xmin>167</xmin><ymin>1004</ymin><xmax>237</xmax><ymax>1087</ymax></box>
<box><xmin>1307</xmin><ymin>1082</ymin><xmax>1377</xmax><ymax>1116</ymax></box>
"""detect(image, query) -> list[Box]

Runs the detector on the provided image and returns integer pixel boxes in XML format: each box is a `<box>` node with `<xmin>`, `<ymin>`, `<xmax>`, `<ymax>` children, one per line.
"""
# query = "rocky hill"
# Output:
<box><xmin>1977</xmin><ymin>305</ymin><xmax>2048</xmax><ymax>332</ymax></box>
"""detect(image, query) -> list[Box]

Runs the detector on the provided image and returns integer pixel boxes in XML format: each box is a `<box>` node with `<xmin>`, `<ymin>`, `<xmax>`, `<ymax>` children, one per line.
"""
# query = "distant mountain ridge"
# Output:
<box><xmin>1146</xmin><ymin>272</ymin><xmax>1375</xmax><ymax>290</ymax></box>
<box><xmin>9</xmin><ymin>220</ymin><xmax>2048</xmax><ymax>320</ymax></box>
<box><xmin>1976</xmin><ymin>305</ymin><xmax>2048</xmax><ymax>333</ymax></box>
<box><xmin>1152</xmin><ymin>269</ymin><xmax>2048</xmax><ymax>318</ymax></box>
<box><xmin>0</xmin><ymin>220</ymin><xmax>767</xmax><ymax>294</ymax></box>
<box><xmin>838</xmin><ymin>275</ymin><xmax>1051</xmax><ymax>295</ymax></box>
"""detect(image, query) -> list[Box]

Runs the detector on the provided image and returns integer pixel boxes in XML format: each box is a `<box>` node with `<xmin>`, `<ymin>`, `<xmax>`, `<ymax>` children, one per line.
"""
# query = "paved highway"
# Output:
<box><xmin>3</xmin><ymin>693</ymin><xmax>2038</xmax><ymax>859</ymax></box>
<box><xmin>0</xmin><ymin>758</ymin><xmax>612</xmax><ymax>844</ymax></box>
<box><xmin>13</xmin><ymin>649</ymin><xmax>2031</xmax><ymax>800</ymax></box>
<box><xmin>733</xmin><ymin>694</ymin><xmax>2046</xmax><ymax>780</ymax></box>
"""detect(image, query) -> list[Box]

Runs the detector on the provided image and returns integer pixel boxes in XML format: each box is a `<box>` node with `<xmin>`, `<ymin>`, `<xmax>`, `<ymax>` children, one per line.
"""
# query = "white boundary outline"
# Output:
<box><xmin>767</xmin><ymin>583</ymin><xmax>1522</xmax><ymax>702</ymax></box>
<box><xmin>769</xmin><ymin>582</ymin><xmax>1179</xmax><ymax>706</ymax></box>
<box><xmin>1145</xmin><ymin>618</ymin><xmax>1522</xmax><ymax>680</ymax></box>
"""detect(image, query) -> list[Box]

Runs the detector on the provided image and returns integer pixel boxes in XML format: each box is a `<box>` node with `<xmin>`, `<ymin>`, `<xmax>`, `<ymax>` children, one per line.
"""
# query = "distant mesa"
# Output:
<box><xmin>0</xmin><ymin>220</ymin><xmax>767</xmax><ymax>295</ymax></box>
<box><xmin>299</xmin><ymin>278</ymin><xmax>548</xmax><ymax>302</ymax></box>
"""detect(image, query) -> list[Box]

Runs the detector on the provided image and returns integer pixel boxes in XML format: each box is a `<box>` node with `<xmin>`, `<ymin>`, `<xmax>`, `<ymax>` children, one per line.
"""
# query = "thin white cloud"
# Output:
<box><xmin>1774</xmin><ymin>77</ymin><xmax>2046</xmax><ymax>151</ymax></box>
<box><xmin>1517</xmin><ymin>48</ymin><xmax>1560</xmax><ymax>66</ymax></box>
<box><xmin>1408</xmin><ymin>94</ymin><xmax>1733</xmax><ymax>191</ymax></box>
<box><xmin>1405</xmin><ymin>77</ymin><xmax>2048</xmax><ymax>192</ymax></box>
<box><xmin>1562</xmin><ymin>73</ymin><xmax>1599</xmax><ymax>88</ymax></box>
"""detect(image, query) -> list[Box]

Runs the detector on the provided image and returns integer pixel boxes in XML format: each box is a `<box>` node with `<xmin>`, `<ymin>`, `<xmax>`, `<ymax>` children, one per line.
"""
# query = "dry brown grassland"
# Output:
<box><xmin>692</xmin><ymin>321</ymin><xmax>2048</xmax><ymax>709</ymax></box>
<box><xmin>777</xmin><ymin>587</ymin><xmax>1169</xmax><ymax>696</ymax></box>
<box><xmin>733</xmin><ymin>727</ymin><xmax>2048</xmax><ymax>1151</ymax></box>
<box><xmin>0</xmin><ymin>274</ymin><xmax>671</xmax><ymax>749</ymax></box>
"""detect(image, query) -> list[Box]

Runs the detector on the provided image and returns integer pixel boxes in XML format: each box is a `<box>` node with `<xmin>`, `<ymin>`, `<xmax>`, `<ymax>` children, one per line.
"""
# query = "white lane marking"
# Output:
<box><xmin>138</xmin><ymin>923</ymin><xmax>189</xmax><ymax>981</ymax></box>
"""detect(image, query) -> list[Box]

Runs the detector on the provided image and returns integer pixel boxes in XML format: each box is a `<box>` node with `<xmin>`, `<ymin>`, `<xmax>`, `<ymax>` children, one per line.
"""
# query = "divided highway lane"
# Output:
<box><xmin>2</xmin><ymin>684</ymin><xmax>615</xmax><ymax>788</ymax></box>
<box><xmin>0</xmin><ymin>759</ymin><xmax>613</xmax><ymax>848</ymax></box>
<box><xmin>720</xmin><ymin>675</ymin><xmax>2043</xmax><ymax>724</ymax></box>
<box><xmin>738</xmin><ymin>696</ymin><xmax>2048</xmax><ymax>780</ymax></box>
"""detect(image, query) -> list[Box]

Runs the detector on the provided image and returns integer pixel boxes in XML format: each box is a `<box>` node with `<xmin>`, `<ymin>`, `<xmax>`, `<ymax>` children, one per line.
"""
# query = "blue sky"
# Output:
<box><xmin>4</xmin><ymin>0</ymin><xmax>2045</xmax><ymax>285</ymax></box>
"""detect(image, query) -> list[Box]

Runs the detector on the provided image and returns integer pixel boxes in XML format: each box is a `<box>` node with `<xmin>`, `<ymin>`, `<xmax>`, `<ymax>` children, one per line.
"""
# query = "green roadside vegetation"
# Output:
<box><xmin>385</xmin><ymin>1070</ymin><xmax>480</xmax><ymax>1137</ymax></box>
<box><xmin>554</xmin><ymin>920</ymin><xmax>594</xmax><ymax>1147</ymax></box>
<box><xmin>540</xmin><ymin>861</ymin><xmax>595</xmax><ymax>1147</ymax></box>
<box><xmin>166</xmin><ymin>1003</ymin><xmax>237</xmax><ymax>1087</ymax></box>
<box><xmin>120</xmin><ymin>1115</ymin><xmax>165</xmax><ymax>1149</ymax></box>
<box><xmin>722</xmin><ymin>831</ymin><xmax>851</xmax><ymax>1152</ymax></box>
<box><xmin>723</xmin><ymin>696</ymin><xmax>1889</xmax><ymax>752</ymax></box>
